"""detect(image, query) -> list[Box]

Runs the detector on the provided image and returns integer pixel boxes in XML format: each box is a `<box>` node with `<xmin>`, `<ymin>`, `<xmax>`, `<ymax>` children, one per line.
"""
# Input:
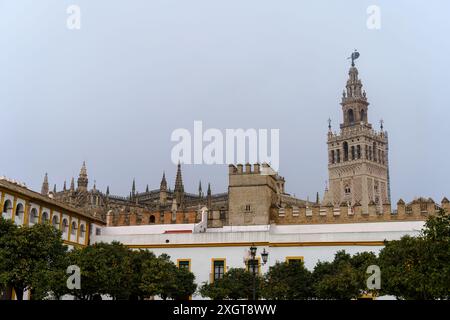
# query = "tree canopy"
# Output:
<box><xmin>1</xmin><ymin>210</ymin><xmax>449</xmax><ymax>300</ymax></box>
<box><xmin>262</xmin><ymin>260</ymin><xmax>313</xmax><ymax>300</ymax></box>
<box><xmin>199</xmin><ymin>268</ymin><xmax>261</xmax><ymax>300</ymax></box>
<box><xmin>0</xmin><ymin>218</ymin><xmax>68</xmax><ymax>300</ymax></box>
<box><xmin>378</xmin><ymin>210</ymin><xmax>450</xmax><ymax>299</ymax></box>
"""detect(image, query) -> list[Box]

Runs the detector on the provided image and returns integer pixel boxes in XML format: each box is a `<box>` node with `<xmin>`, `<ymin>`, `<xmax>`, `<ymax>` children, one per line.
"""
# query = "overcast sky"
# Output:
<box><xmin>1</xmin><ymin>0</ymin><xmax>449</xmax><ymax>203</ymax></box>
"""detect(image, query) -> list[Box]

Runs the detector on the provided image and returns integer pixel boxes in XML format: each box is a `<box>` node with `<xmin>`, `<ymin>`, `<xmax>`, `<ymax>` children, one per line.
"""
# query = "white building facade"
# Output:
<box><xmin>94</xmin><ymin>210</ymin><xmax>425</xmax><ymax>299</ymax></box>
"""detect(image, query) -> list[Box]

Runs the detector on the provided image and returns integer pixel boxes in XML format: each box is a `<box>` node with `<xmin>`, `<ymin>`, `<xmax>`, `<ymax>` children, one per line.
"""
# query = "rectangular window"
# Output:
<box><xmin>177</xmin><ymin>259</ymin><xmax>191</xmax><ymax>271</ymax></box>
<box><xmin>95</xmin><ymin>227</ymin><xmax>101</xmax><ymax>236</ymax></box>
<box><xmin>212</xmin><ymin>259</ymin><xmax>226</xmax><ymax>281</ymax></box>
<box><xmin>286</xmin><ymin>256</ymin><xmax>304</xmax><ymax>264</ymax></box>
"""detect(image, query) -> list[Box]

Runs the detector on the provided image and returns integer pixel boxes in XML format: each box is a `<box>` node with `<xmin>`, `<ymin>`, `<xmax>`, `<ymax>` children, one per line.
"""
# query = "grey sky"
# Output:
<box><xmin>1</xmin><ymin>0</ymin><xmax>449</xmax><ymax>203</ymax></box>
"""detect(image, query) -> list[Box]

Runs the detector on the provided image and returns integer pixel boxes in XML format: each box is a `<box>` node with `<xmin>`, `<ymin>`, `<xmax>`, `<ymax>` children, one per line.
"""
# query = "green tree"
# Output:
<box><xmin>312</xmin><ymin>250</ymin><xmax>372</xmax><ymax>300</ymax></box>
<box><xmin>262</xmin><ymin>260</ymin><xmax>313</xmax><ymax>300</ymax></box>
<box><xmin>349</xmin><ymin>251</ymin><xmax>378</xmax><ymax>297</ymax></box>
<box><xmin>68</xmin><ymin>241</ymin><xmax>133</xmax><ymax>300</ymax></box>
<box><xmin>199</xmin><ymin>268</ymin><xmax>261</xmax><ymax>300</ymax></box>
<box><xmin>0</xmin><ymin>218</ymin><xmax>68</xmax><ymax>300</ymax></box>
<box><xmin>140</xmin><ymin>254</ymin><xmax>196</xmax><ymax>300</ymax></box>
<box><xmin>171</xmin><ymin>266</ymin><xmax>197</xmax><ymax>300</ymax></box>
<box><xmin>378</xmin><ymin>210</ymin><xmax>450</xmax><ymax>299</ymax></box>
<box><xmin>0</xmin><ymin>217</ymin><xmax>17</xmax><ymax>299</ymax></box>
<box><xmin>198</xmin><ymin>279</ymin><xmax>229</xmax><ymax>300</ymax></box>
<box><xmin>128</xmin><ymin>249</ymin><xmax>156</xmax><ymax>300</ymax></box>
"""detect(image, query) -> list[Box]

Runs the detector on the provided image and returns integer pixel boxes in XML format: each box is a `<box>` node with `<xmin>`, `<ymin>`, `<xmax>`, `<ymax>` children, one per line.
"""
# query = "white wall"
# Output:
<box><xmin>94</xmin><ymin>221</ymin><xmax>424</xmax><ymax>300</ymax></box>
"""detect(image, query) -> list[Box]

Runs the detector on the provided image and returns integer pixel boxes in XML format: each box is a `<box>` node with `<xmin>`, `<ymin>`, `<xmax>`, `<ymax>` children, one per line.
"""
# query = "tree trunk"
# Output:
<box><xmin>14</xmin><ymin>287</ymin><xmax>24</xmax><ymax>301</ymax></box>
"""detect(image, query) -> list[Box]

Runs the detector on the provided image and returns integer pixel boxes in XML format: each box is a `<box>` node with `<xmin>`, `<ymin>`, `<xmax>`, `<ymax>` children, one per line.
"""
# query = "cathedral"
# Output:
<box><xmin>3</xmin><ymin>53</ymin><xmax>449</xmax><ymax>300</ymax></box>
<box><xmin>41</xmin><ymin>56</ymin><xmax>447</xmax><ymax>228</ymax></box>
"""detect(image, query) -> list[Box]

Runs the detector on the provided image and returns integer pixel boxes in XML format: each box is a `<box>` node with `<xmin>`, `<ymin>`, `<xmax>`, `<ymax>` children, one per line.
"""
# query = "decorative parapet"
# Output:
<box><xmin>107</xmin><ymin>196</ymin><xmax>449</xmax><ymax>227</ymax></box>
<box><xmin>271</xmin><ymin>196</ymin><xmax>448</xmax><ymax>225</ymax></box>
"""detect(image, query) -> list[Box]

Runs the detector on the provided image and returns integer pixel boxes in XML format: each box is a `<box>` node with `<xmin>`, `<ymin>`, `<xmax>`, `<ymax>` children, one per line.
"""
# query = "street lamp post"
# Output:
<box><xmin>246</xmin><ymin>244</ymin><xmax>269</xmax><ymax>300</ymax></box>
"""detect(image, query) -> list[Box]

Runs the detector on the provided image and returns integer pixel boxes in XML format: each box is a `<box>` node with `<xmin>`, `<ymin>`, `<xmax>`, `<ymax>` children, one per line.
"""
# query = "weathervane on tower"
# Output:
<box><xmin>348</xmin><ymin>49</ymin><xmax>360</xmax><ymax>67</ymax></box>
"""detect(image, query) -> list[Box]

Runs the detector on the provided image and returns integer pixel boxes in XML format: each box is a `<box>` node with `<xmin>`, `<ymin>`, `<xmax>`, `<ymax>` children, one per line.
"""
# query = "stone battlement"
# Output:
<box><xmin>271</xmin><ymin>197</ymin><xmax>449</xmax><ymax>225</ymax></box>
<box><xmin>228</xmin><ymin>163</ymin><xmax>280</xmax><ymax>176</ymax></box>
<box><xmin>228</xmin><ymin>163</ymin><xmax>263</xmax><ymax>175</ymax></box>
<box><xmin>106</xmin><ymin>209</ymin><xmax>199</xmax><ymax>226</ymax></box>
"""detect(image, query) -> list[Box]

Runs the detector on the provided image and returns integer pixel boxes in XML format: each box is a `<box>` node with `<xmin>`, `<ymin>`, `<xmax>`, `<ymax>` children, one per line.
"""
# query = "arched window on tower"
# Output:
<box><xmin>343</xmin><ymin>142</ymin><xmax>349</xmax><ymax>161</ymax></box>
<box><xmin>360</xmin><ymin>109</ymin><xmax>365</xmax><ymax>122</ymax></box>
<box><xmin>357</xmin><ymin>145</ymin><xmax>361</xmax><ymax>159</ymax></box>
<box><xmin>347</xmin><ymin>109</ymin><xmax>354</xmax><ymax>125</ymax></box>
<box><xmin>351</xmin><ymin>146</ymin><xmax>355</xmax><ymax>160</ymax></box>
<box><xmin>344</xmin><ymin>185</ymin><xmax>351</xmax><ymax>195</ymax></box>
<box><xmin>331</xmin><ymin>150</ymin><xmax>335</xmax><ymax>164</ymax></box>
<box><xmin>149</xmin><ymin>215</ymin><xmax>156</xmax><ymax>224</ymax></box>
<box><xmin>369</xmin><ymin>146</ymin><xmax>372</xmax><ymax>160</ymax></box>
<box><xmin>336</xmin><ymin>150</ymin><xmax>341</xmax><ymax>163</ymax></box>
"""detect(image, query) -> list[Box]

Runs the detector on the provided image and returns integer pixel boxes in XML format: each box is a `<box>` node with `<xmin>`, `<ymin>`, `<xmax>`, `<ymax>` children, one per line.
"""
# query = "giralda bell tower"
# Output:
<box><xmin>327</xmin><ymin>51</ymin><xmax>390</xmax><ymax>213</ymax></box>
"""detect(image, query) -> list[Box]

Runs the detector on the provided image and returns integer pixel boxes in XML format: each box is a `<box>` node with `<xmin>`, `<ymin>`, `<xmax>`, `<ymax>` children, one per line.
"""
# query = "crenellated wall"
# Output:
<box><xmin>271</xmin><ymin>197</ymin><xmax>449</xmax><ymax>225</ymax></box>
<box><xmin>107</xmin><ymin>209</ymin><xmax>201</xmax><ymax>227</ymax></box>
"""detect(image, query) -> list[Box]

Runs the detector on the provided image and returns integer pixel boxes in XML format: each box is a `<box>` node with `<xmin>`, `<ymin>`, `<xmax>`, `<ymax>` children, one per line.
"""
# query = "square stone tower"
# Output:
<box><xmin>327</xmin><ymin>55</ymin><xmax>390</xmax><ymax>213</ymax></box>
<box><xmin>228</xmin><ymin>163</ymin><xmax>279</xmax><ymax>225</ymax></box>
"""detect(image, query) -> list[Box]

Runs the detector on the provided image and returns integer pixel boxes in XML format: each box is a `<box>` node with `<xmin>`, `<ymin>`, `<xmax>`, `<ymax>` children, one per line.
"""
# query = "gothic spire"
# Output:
<box><xmin>174</xmin><ymin>163</ymin><xmax>184</xmax><ymax>208</ymax></box>
<box><xmin>345</xmin><ymin>65</ymin><xmax>365</xmax><ymax>99</ymax></box>
<box><xmin>77</xmin><ymin>161</ymin><xmax>88</xmax><ymax>191</ymax></box>
<box><xmin>174</xmin><ymin>162</ymin><xmax>184</xmax><ymax>193</ymax></box>
<box><xmin>160</xmin><ymin>171</ymin><xmax>167</xmax><ymax>191</ymax></box>
<box><xmin>341</xmin><ymin>52</ymin><xmax>370</xmax><ymax>128</ymax></box>
<box><xmin>80</xmin><ymin>161</ymin><xmax>87</xmax><ymax>176</ymax></box>
<box><xmin>207</xmin><ymin>183</ymin><xmax>212</xmax><ymax>208</ymax></box>
<box><xmin>63</xmin><ymin>180</ymin><xmax>67</xmax><ymax>191</ymax></box>
<box><xmin>198</xmin><ymin>180</ymin><xmax>203</xmax><ymax>198</ymax></box>
<box><xmin>106</xmin><ymin>185</ymin><xmax>110</xmax><ymax>196</ymax></box>
<box><xmin>53</xmin><ymin>184</ymin><xmax>57</xmax><ymax>193</ymax></box>
<box><xmin>132</xmin><ymin>178</ymin><xmax>136</xmax><ymax>196</ymax></box>
<box><xmin>41</xmin><ymin>173</ymin><xmax>49</xmax><ymax>195</ymax></box>
<box><xmin>146</xmin><ymin>184</ymin><xmax>149</xmax><ymax>193</ymax></box>
<box><xmin>70</xmin><ymin>177</ymin><xmax>75</xmax><ymax>192</ymax></box>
